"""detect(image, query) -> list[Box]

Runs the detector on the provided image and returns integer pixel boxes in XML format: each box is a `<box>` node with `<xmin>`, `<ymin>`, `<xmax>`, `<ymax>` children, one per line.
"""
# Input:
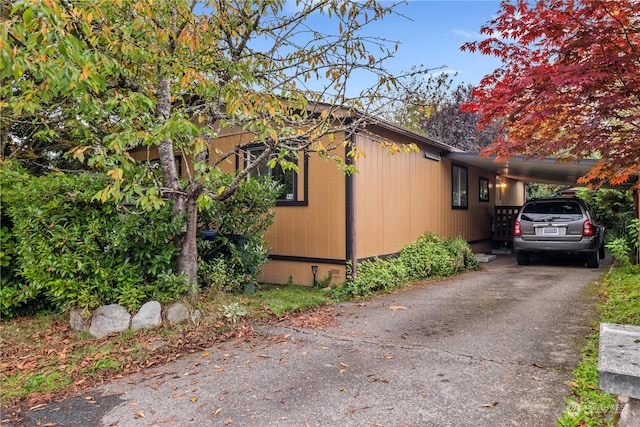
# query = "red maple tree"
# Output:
<box><xmin>462</xmin><ymin>0</ymin><xmax>639</xmax><ymax>189</ymax></box>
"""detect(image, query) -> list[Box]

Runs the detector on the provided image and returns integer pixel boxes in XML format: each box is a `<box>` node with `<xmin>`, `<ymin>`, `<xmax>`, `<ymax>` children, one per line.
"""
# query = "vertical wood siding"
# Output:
<box><xmin>354</xmin><ymin>130</ymin><xmax>495</xmax><ymax>260</ymax></box>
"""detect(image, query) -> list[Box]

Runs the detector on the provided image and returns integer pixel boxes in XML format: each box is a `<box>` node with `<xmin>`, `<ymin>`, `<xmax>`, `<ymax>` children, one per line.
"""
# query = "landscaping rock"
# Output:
<box><xmin>131</xmin><ymin>301</ymin><xmax>162</xmax><ymax>331</ymax></box>
<box><xmin>165</xmin><ymin>303</ymin><xmax>191</xmax><ymax>325</ymax></box>
<box><xmin>89</xmin><ymin>304</ymin><xmax>131</xmax><ymax>338</ymax></box>
<box><xmin>69</xmin><ymin>309</ymin><xmax>91</xmax><ymax>332</ymax></box>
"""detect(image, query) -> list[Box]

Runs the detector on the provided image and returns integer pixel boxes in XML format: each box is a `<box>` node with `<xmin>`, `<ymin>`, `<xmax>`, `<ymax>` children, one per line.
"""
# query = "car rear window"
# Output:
<box><xmin>521</xmin><ymin>200</ymin><xmax>583</xmax><ymax>221</ymax></box>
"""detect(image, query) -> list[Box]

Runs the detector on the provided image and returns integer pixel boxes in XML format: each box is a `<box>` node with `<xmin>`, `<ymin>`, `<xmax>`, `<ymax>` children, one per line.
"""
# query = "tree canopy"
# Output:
<box><xmin>462</xmin><ymin>0</ymin><xmax>640</xmax><ymax>189</ymax></box>
<box><xmin>1</xmin><ymin>0</ymin><xmax>431</xmax><ymax>285</ymax></box>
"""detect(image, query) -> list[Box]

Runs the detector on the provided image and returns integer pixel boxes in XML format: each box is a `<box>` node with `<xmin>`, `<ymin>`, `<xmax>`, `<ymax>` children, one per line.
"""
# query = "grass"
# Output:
<box><xmin>557</xmin><ymin>264</ymin><xmax>640</xmax><ymax>427</ymax></box>
<box><xmin>0</xmin><ymin>283</ymin><xmax>332</xmax><ymax>420</ymax></box>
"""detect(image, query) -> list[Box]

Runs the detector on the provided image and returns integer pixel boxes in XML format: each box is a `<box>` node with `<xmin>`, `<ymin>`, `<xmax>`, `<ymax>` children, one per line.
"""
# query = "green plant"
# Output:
<box><xmin>558</xmin><ymin>265</ymin><xmax>640</xmax><ymax>426</ymax></box>
<box><xmin>605</xmin><ymin>218</ymin><xmax>639</xmax><ymax>266</ymax></box>
<box><xmin>334</xmin><ymin>233</ymin><xmax>479</xmax><ymax>299</ymax></box>
<box><xmin>315</xmin><ymin>273</ymin><xmax>333</xmax><ymax>288</ymax></box>
<box><xmin>219</xmin><ymin>302</ymin><xmax>247</xmax><ymax>324</ymax></box>
<box><xmin>198</xmin><ymin>258</ymin><xmax>241</xmax><ymax>297</ymax></box>
<box><xmin>1</xmin><ymin>163</ymin><xmax>187</xmax><ymax>317</ymax></box>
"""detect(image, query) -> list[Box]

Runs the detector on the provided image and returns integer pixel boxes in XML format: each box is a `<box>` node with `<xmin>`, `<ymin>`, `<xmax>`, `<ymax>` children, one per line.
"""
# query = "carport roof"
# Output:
<box><xmin>445</xmin><ymin>152</ymin><xmax>638</xmax><ymax>189</ymax></box>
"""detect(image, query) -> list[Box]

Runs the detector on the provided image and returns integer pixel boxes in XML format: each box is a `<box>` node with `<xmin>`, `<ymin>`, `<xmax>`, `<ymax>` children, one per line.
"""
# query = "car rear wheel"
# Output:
<box><xmin>516</xmin><ymin>252</ymin><xmax>530</xmax><ymax>265</ymax></box>
<box><xmin>586</xmin><ymin>251</ymin><xmax>599</xmax><ymax>268</ymax></box>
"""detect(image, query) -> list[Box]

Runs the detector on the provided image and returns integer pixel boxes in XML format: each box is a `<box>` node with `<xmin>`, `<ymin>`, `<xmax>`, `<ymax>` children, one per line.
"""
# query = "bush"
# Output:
<box><xmin>1</xmin><ymin>163</ymin><xmax>188</xmax><ymax>318</ymax></box>
<box><xmin>197</xmin><ymin>177</ymin><xmax>279</xmax><ymax>293</ymax></box>
<box><xmin>334</xmin><ymin>233</ymin><xmax>479</xmax><ymax>298</ymax></box>
<box><xmin>606</xmin><ymin>218</ymin><xmax>639</xmax><ymax>266</ymax></box>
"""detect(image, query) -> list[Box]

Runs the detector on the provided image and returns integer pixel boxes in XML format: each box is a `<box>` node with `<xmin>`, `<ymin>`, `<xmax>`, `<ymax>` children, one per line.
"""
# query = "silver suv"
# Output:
<box><xmin>513</xmin><ymin>197</ymin><xmax>605</xmax><ymax>268</ymax></box>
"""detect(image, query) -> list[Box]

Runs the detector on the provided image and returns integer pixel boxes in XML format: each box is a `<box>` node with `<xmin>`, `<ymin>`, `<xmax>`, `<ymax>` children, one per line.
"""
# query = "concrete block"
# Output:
<box><xmin>491</xmin><ymin>248</ymin><xmax>512</xmax><ymax>255</ymax></box>
<box><xmin>598</xmin><ymin>323</ymin><xmax>640</xmax><ymax>399</ymax></box>
<box><xmin>474</xmin><ymin>253</ymin><xmax>497</xmax><ymax>263</ymax></box>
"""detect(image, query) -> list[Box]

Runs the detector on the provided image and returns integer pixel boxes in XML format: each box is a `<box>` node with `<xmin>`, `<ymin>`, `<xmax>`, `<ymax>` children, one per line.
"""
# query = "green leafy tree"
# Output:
<box><xmin>2</xmin><ymin>0</ymin><xmax>434</xmax><ymax>287</ymax></box>
<box><xmin>377</xmin><ymin>73</ymin><xmax>498</xmax><ymax>152</ymax></box>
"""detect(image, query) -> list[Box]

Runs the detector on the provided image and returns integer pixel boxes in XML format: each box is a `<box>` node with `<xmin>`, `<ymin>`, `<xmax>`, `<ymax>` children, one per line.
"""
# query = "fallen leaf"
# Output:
<box><xmin>567</xmin><ymin>381</ymin><xmax>579</xmax><ymax>388</ymax></box>
<box><xmin>133</xmin><ymin>410</ymin><xmax>145</xmax><ymax>419</ymax></box>
<box><xmin>480</xmin><ymin>402</ymin><xmax>498</xmax><ymax>408</ymax></box>
<box><xmin>224</xmin><ymin>418</ymin><xmax>233</xmax><ymax>425</ymax></box>
<box><xmin>190</xmin><ymin>396</ymin><xmax>198</xmax><ymax>402</ymax></box>
<box><xmin>532</xmin><ymin>376</ymin><xmax>544</xmax><ymax>381</ymax></box>
<box><xmin>389</xmin><ymin>305</ymin><xmax>407</xmax><ymax>311</ymax></box>
<box><xmin>212</xmin><ymin>408</ymin><xmax>222</xmax><ymax>417</ymax></box>
<box><xmin>383</xmin><ymin>354</ymin><xmax>394</xmax><ymax>359</ymax></box>
<box><xmin>339</xmin><ymin>369</ymin><xmax>347</xmax><ymax>374</ymax></box>
<box><xmin>29</xmin><ymin>404</ymin><xmax>47</xmax><ymax>411</ymax></box>
<box><xmin>200</xmin><ymin>351</ymin><xmax>210</xmax><ymax>358</ymax></box>
<box><xmin>586</xmin><ymin>384</ymin><xmax>597</xmax><ymax>390</ymax></box>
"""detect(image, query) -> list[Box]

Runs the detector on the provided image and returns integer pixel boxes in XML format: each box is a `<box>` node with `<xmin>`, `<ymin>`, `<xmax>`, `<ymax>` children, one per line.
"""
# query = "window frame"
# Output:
<box><xmin>479</xmin><ymin>177</ymin><xmax>490</xmax><ymax>202</ymax></box>
<box><xmin>451</xmin><ymin>163</ymin><xmax>469</xmax><ymax>209</ymax></box>
<box><xmin>242</xmin><ymin>145</ymin><xmax>308</xmax><ymax>207</ymax></box>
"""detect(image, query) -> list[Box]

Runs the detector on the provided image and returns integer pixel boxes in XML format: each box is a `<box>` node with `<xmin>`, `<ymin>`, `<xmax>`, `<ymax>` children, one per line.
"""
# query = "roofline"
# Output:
<box><xmin>351</xmin><ymin>110</ymin><xmax>463</xmax><ymax>153</ymax></box>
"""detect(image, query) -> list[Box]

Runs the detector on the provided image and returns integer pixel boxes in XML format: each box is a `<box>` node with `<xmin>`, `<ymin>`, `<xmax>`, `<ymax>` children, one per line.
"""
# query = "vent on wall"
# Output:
<box><xmin>424</xmin><ymin>149</ymin><xmax>441</xmax><ymax>161</ymax></box>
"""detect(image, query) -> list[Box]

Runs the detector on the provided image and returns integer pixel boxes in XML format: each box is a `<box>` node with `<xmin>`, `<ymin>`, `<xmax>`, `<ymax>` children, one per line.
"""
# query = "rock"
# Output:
<box><xmin>165</xmin><ymin>303</ymin><xmax>191</xmax><ymax>325</ymax></box>
<box><xmin>69</xmin><ymin>309</ymin><xmax>91</xmax><ymax>332</ymax></box>
<box><xmin>191</xmin><ymin>309</ymin><xmax>202</xmax><ymax>325</ymax></box>
<box><xmin>89</xmin><ymin>304</ymin><xmax>131</xmax><ymax>338</ymax></box>
<box><xmin>131</xmin><ymin>301</ymin><xmax>162</xmax><ymax>330</ymax></box>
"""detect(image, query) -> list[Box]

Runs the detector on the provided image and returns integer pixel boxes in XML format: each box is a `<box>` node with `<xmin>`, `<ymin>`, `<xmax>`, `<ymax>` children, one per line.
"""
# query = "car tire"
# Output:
<box><xmin>586</xmin><ymin>251</ymin><xmax>599</xmax><ymax>268</ymax></box>
<box><xmin>516</xmin><ymin>252</ymin><xmax>530</xmax><ymax>265</ymax></box>
<box><xmin>599</xmin><ymin>245</ymin><xmax>606</xmax><ymax>259</ymax></box>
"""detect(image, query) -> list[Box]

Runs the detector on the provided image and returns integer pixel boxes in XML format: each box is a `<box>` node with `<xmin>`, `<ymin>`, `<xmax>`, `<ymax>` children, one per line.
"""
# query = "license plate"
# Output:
<box><xmin>543</xmin><ymin>227</ymin><xmax>559</xmax><ymax>235</ymax></box>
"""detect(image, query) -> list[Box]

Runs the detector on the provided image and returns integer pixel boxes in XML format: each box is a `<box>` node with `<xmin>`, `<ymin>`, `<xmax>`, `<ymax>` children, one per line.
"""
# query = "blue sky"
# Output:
<box><xmin>367</xmin><ymin>0</ymin><xmax>505</xmax><ymax>87</ymax></box>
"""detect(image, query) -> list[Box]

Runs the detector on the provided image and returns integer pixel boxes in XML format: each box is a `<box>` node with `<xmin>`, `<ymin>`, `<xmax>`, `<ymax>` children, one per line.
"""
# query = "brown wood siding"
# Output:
<box><xmin>354</xmin><ymin>131</ymin><xmax>495</xmax><ymax>259</ymax></box>
<box><xmin>265</xmin><ymin>146</ymin><xmax>347</xmax><ymax>260</ymax></box>
<box><xmin>259</xmin><ymin>260</ymin><xmax>345</xmax><ymax>287</ymax></box>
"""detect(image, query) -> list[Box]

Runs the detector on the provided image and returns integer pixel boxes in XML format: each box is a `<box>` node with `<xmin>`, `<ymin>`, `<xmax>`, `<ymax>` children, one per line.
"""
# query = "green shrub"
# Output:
<box><xmin>605</xmin><ymin>218</ymin><xmax>639</xmax><ymax>266</ymax></box>
<box><xmin>334</xmin><ymin>233</ymin><xmax>479</xmax><ymax>299</ymax></box>
<box><xmin>1</xmin><ymin>163</ymin><xmax>188</xmax><ymax>317</ymax></box>
<box><xmin>197</xmin><ymin>177</ymin><xmax>279</xmax><ymax>293</ymax></box>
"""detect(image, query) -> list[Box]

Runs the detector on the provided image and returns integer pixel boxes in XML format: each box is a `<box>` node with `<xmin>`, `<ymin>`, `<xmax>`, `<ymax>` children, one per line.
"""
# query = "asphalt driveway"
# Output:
<box><xmin>12</xmin><ymin>254</ymin><xmax>608</xmax><ymax>427</ymax></box>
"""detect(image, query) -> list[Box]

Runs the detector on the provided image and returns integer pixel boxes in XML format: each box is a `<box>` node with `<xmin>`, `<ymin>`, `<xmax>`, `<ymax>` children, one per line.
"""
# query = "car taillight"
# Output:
<box><xmin>583</xmin><ymin>220</ymin><xmax>595</xmax><ymax>236</ymax></box>
<box><xmin>514</xmin><ymin>220</ymin><xmax>522</xmax><ymax>236</ymax></box>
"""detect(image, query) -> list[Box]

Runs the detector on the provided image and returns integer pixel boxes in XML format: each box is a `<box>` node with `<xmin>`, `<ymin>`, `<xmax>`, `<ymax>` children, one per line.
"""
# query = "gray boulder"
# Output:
<box><xmin>69</xmin><ymin>309</ymin><xmax>91</xmax><ymax>332</ymax></box>
<box><xmin>131</xmin><ymin>301</ymin><xmax>162</xmax><ymax>330</ymax></box>
<box><xmin>165</xmin><ymin>303</ymin><xmax>191</xmax><ymax>325</ymax></box>
<box><xmin>89</xmin><ymin>304</ymin><xmax>131</xmax><ymax>338</ymax></box>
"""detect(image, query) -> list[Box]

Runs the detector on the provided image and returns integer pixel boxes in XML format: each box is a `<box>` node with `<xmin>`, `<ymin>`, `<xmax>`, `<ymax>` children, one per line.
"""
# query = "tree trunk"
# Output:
<box><xmin>155</xmin><ymin>75</ymin><xmax>197</xmax><ymax>286</ymax></box>
<box><xmin>176</xmin><ymin>196</ymin><xmax>199</xmax><ymax>289</ymax></box>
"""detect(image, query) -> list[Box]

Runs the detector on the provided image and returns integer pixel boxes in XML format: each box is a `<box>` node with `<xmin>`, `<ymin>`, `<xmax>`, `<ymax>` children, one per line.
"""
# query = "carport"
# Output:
<box><xmin>445</xmin><ymin>153</ymin><xmax>640</xmax><ymax>260</ymax></box>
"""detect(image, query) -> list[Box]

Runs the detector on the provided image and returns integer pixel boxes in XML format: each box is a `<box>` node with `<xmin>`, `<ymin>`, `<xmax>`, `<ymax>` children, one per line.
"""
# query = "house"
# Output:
<box><xmin>203</xmin><ymin>117</ymin><xmax>525</xmax><ymax>286</ymax></box>
<box><xmin>136</xmin><ymin>110</ymin><xmax>640</xmax><ymax>285</ymax></box>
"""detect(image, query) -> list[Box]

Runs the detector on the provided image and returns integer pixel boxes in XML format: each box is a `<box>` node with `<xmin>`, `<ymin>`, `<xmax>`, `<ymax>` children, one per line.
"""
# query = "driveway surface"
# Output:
<box><xmin>10</xmin><ymin>254</ymin><xmax>608</xmax><ymax>427</ymax></box>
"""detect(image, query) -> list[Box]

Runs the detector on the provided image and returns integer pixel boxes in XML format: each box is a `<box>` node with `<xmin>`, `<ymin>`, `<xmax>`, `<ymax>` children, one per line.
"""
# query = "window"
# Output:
<box><xmin>245</xmin><ymin>146</ymin><xmax>297</xmax><ymax>202</ymax></box>
<box><xmin>479</xmin><ymin>177</ymin><xmax>490</xmax><ymax>202</ymax></box>
<box><xmin>452</xmin><ymin>164</ymin><xmax>468</xmax><ymax>209</ymax></box>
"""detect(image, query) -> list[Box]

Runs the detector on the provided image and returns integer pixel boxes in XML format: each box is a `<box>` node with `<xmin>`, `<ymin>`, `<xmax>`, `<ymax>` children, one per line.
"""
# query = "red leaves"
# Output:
<box><xmin>462</xmin><ymin>0</ymin><xmax>640</xmax><ymax>188</ymax></box>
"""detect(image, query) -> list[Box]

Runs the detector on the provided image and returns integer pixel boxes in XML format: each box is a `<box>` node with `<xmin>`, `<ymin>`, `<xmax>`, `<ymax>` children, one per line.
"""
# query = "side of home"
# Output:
<box><xmin>132</xmin><ymin>119</ymin><xmax>525</xmax><ymax>286</ymax></box>
<box><xmin>259</xmin><ymin>120</ymin><xmax>524</xmax><ymax>286</ymax></box>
